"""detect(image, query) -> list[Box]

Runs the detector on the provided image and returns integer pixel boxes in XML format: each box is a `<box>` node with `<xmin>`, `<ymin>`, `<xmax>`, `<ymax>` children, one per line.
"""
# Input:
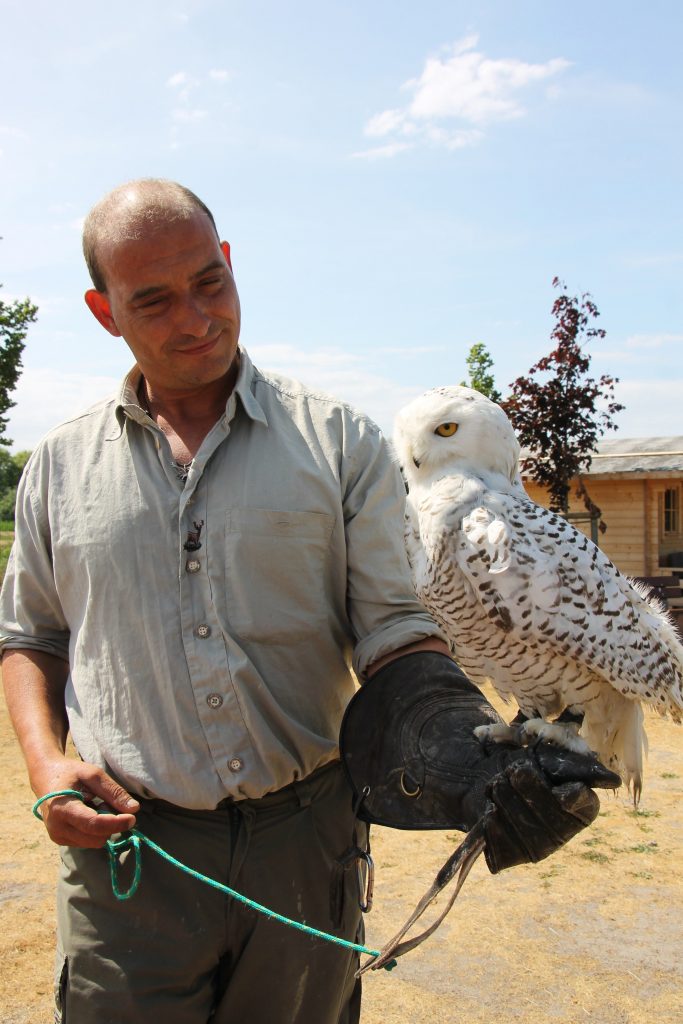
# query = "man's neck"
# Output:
<box><xmin>139</xmin><ymin>360</ymin><xmax>240</xmax><ymax>462</ymax></box>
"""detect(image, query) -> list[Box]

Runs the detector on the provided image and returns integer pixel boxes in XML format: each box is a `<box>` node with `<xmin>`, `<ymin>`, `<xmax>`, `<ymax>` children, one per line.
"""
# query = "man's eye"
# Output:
<box><xmin>200</xmin><ymin>277</ymin><xmax>223</xmax><ymax>290</ymax></box>
<box><xmin>138</xmin><ymin>297</ymin><xmax>166</xmax><ymax>310</ymax></box>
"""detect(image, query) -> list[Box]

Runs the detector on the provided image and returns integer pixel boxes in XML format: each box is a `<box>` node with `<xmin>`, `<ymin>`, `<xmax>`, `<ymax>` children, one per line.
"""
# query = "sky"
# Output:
<box><xmin>0</xmin><ymin>0</ymin><xmax>681</xmax><ymax>451</ymax></box>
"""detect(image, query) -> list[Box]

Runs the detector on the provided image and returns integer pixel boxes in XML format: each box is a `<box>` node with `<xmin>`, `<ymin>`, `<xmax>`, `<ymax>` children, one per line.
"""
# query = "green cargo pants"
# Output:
<box><xmin>55</xmin><ymin>761</ymin><xmax>367</xmax><ymax>1023</ymax></box>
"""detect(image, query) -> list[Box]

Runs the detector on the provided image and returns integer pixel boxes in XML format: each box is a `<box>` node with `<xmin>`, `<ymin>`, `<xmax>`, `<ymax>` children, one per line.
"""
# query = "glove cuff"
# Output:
<box><xmin>340</xmin><ymin>651</ymin><xmax>505</xmax><ymax>831</ymax></box>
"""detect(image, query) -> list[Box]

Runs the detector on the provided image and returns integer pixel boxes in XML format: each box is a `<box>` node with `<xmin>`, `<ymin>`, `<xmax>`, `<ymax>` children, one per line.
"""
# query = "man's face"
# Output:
<box><xmin>85</xmin><ymin>210</ymin><xmax>241</xmax><ymax>393</ymax></box>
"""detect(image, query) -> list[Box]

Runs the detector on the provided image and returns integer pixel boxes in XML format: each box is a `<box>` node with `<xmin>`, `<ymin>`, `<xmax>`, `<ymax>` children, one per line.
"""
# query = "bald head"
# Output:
<box><xmin>82</xmin><ymin>178</ymin><xmax>219</xmax><ymax>293</ymax></box>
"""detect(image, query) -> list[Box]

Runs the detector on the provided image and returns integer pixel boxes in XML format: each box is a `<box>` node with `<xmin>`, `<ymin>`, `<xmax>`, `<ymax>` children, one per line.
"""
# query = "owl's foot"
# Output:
<box><xmin>519</xmin><ymin>718</ymin><xmax>593</xmax><ymax>756</ymax></box>
<box><xmin>474</xmin><ymin>716</ymin><xmax>593</xmax><ymax>757</ymax></box>
<box><xmin>473</xmin><ymin>722</ymin><xmax>524</xmax><ymax>746</ymax></box>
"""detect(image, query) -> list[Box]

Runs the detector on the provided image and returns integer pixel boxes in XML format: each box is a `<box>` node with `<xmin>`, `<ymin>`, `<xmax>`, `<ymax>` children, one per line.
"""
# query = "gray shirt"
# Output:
<box><xmin>0</xmin><ymin>348</ymin><xmax>443</xmax><ymax>807</ymax></box>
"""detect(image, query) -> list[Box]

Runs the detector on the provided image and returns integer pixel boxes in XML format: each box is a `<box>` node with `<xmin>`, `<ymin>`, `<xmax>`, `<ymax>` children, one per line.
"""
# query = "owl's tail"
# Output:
<box><xmin>583</xmin><ymin>697</ymin><xmax>646</xmax><ymax>805</ymax></box>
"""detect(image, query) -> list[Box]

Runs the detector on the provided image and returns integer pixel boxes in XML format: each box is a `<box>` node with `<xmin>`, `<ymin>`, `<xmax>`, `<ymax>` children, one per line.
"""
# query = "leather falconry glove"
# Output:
<box><xmin>340</xmin><ymin>651</ymin><xmax>621</xmax><ymax>875</ymax></box>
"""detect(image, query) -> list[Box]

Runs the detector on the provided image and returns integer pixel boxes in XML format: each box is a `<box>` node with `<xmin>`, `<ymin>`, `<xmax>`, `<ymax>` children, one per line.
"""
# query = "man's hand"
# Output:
<box><xmin>34</xmin><ymin>759</ymin><xmax>139</xmax><ymax>848</ymax></box>
<box><xmin>2</xmin><ymin>649</ymin><xmax>139</xmax><ymax>848</ymax></box>
<box><xmin>479</xmin><ymin>745</ymin><xmax>608</xmax><ymax>873</ymax></box>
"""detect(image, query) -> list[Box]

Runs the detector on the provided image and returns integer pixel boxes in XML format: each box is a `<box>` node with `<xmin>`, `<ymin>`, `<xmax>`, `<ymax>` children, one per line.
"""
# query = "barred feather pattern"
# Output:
<box><xmin>395</xmin><ymin>385</ymin><xmax>683</xmax><ymax>795</ymax></box>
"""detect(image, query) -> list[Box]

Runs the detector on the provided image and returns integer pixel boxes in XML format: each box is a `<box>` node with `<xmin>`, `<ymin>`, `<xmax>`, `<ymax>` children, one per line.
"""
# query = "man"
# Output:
<box><xmin>1</xmin><ymin>180</ymin><xmax>611</xmax><ymax>1024</ymax></box>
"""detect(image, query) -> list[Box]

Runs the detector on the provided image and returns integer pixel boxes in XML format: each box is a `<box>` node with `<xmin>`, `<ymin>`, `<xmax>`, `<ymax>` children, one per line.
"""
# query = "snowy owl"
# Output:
<box><xmin>394</xmin><ymin>385</ymin><xmax>683</xmax><ymax>800</ymax></box>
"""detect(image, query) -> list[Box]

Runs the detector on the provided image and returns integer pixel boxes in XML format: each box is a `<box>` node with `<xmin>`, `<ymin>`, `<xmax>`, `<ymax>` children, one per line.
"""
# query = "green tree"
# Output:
<box><xmin>461</xmin><ymin>342</ymin><xmax>502</xmax><ymax>402</ymax></box>
<box><xmin>0</xmin><ymin>448</ymin><xmax>31</xmax><ymax>521</ymax></box>
<box><xmin>503</xmin><ymin>278</ymin><xmax>623</xmax><ymax>515</ymax></box>
<box><xmin>0</xmin><ymin>283</ymin><xmax>37</xmax><ymax>447</ymax></box>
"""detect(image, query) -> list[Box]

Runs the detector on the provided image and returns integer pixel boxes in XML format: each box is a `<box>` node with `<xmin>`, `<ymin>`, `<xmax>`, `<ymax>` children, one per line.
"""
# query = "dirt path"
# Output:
<box><xmin>2</xmin><ymin>687</ymin><xmax>682</xmax><ymax>1023</ymax></box>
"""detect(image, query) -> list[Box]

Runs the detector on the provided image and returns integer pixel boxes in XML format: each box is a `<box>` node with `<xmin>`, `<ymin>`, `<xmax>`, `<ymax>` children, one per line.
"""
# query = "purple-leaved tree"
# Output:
<box><xmin>503</xmin><ymin>278</ymin><xmax>624</xmax><ymax>519</ymax></box>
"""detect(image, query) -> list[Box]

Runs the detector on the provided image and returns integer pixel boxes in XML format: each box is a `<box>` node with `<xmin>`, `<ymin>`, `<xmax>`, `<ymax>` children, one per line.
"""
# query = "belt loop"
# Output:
<box><xmin>294</xmin><ymin>777</ymin><xmax>313</xmax><ymax>809</ymax></box>
<box><xmin>229</xmin><ymin>802</ymin><xmax>256</xmax><ymax>884</ymax></box>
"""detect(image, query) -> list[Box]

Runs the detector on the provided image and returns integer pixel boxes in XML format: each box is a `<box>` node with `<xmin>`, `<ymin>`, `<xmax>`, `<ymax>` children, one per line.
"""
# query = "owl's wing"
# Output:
<box><xmin>455</xmin><ymin>493</ymin><xmax>683</xmax><ymax>715</ymax></box>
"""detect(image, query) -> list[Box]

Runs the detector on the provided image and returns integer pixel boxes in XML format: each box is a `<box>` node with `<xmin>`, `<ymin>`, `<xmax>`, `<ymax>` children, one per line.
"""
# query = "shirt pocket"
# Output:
<box><xmin>224</xmin><ymin>508</ymin><xmax>336</xmax><ymax>644</ymax></box>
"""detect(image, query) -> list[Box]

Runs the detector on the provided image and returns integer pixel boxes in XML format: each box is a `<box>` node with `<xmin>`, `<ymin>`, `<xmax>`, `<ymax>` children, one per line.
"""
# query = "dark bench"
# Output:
<box><xmin>632</xmin><ymin>576</ymin><xmax>683</xmax><ymax>636</ymax></box>
<box><xmin>632</xmin><ymin>576</ymin><xmax>683</xmax><ymax>605</ymax></box>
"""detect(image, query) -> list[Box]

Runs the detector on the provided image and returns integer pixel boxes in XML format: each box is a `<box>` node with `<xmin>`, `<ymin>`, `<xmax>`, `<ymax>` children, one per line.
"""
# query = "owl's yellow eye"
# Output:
<box><xmin>435</xmin><ymin>422</ymin><xmax>458</xmax><ymax>437</ymax></box>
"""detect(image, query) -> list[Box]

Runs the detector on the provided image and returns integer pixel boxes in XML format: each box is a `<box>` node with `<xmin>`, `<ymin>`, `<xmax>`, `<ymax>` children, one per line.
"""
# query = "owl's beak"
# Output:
<box><xmin>413</xmin><ymin>457</ymin><xmax>421</xmax><ymax>469</ymax></box>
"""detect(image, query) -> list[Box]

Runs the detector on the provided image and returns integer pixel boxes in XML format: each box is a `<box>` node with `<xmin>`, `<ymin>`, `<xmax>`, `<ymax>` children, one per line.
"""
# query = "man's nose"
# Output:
<box><xmin>175</xmin><ymin>296</ymin><xmax>211</xmax><ymax>337</ymax></box>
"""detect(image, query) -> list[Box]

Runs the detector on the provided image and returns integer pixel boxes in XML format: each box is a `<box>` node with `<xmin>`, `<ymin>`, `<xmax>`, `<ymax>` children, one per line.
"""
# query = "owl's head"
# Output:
<box><xmin>394</xmin><ymin>385</ymin><xmax>520</xmax><ymax>489</ymax></box>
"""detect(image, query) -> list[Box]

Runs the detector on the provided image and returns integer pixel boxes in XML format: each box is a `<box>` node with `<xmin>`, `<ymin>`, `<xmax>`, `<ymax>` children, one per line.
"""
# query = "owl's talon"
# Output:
<box><xmin>473</xmin><ymin>723</ymin><xmax>524</xmax><ymax>747</ymax></box>
<box><xmin>519</xmin><ymin>718</ymin><xmax>593</xmax><ymax>755</ymax></box>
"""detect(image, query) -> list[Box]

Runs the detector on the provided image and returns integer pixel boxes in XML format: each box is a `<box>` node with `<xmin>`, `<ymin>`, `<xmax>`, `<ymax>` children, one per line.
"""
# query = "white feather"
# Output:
<box><xmin>395</xmin><ymin>385</ymin><xmax>683</xmax><ymax>798</ymax></box>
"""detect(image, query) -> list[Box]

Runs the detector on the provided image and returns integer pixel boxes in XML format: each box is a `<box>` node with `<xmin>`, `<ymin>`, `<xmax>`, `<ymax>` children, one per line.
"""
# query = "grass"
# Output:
<box><xmin>580</xmin><ymin>850</ymin><xmax>610</xmax><ymax>863</ymax></box>
<box><xmin>538</xmin><ymin>863</ymin><xmax>564</xmax><ymax>888</ymax></box>
<box><xmin>0</xmin><ymin>527</ymin><xmax>13</xmax><ymax>583</ymax></box>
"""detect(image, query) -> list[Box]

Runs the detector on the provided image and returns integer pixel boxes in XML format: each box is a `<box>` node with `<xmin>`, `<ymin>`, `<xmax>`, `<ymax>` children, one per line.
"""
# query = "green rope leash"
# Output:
<box><xmin>32</xmin><ymin>789</ymin><xmax>395</xmax><ymax>970</ymax></box>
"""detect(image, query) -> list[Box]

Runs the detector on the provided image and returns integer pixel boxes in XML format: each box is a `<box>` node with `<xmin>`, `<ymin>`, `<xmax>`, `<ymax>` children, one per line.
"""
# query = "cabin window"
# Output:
<box><xmin>663</xmin><ymin>487</ymin><xmax>680</xmax><ymax>534</ymax></box>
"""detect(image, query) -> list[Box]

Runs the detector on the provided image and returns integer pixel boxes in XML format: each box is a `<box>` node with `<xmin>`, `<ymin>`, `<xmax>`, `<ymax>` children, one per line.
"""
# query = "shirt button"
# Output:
<box><xmin>186</xmin><ymin>559</ymin><xmax>201</xmax><ymax>573</ymax></box>
<box><xmin>195</xmin><ymin>623</ymin><xmax>211</xmax><ymax>639</ymax></box>
<box><xmin>207</xmin><ymin>693</ymin><xmax>223</xmax><ymax>709</ymax></box>
<box><xmin>228</xmin><ymin>757</ymin><xmax>243</xmax><ymax>773</ymax></box>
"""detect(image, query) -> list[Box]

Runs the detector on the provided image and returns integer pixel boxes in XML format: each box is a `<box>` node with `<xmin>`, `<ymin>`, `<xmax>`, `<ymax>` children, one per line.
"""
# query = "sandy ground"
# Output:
<box><xmin>1</xmin><ymin>685</ymin><xmax>681</xmax><ymax>1024</ymax></box>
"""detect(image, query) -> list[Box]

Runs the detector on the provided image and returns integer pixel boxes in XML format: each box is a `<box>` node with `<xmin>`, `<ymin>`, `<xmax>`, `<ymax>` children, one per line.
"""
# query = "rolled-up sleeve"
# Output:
<box><xmin>0</xmin><ymin>449</ymin><xmax>70</xmax><ymax>661</ymax></box>
<box><xmin>341</xmin><ymin>417</ymin><xmax>445</xmax><ymax>677</ymax></box>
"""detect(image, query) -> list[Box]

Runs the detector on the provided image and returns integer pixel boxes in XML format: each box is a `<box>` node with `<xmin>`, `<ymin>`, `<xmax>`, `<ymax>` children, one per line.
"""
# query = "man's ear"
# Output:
<box><xmin>84</xmin><ymin>290</ymin><xmax>122</xmax><ymax>337</ymax></box>
<box><xmin>221</xmin><ymin>241</ymin><xmax>233</xmax><ymax>272</ymax></box>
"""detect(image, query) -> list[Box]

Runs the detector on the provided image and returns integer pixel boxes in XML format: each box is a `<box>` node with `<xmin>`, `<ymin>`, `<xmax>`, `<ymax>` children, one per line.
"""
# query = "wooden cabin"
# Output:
<box><xmin>522</xmin><ymin>436</ymin><xmax>683</xmax><ymax>580</ymax></box>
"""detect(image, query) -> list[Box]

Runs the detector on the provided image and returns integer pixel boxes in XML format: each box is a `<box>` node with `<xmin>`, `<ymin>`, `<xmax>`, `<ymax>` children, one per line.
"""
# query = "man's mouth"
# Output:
<box><xmin>177</xmin><ymin>335</ymin><xmax>220</xmax><ymax>356</ymax></box>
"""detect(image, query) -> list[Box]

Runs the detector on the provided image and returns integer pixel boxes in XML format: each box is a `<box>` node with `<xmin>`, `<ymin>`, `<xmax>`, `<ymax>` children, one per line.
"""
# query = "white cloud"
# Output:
<box><xmin>365</xmin><ymin>109</ymin><xmax>407</xmax><ymax>137</ymax></box>
<box><xmin>351</xmin><ymin>141</ymin><xmax>414</xmax><ymax>160</ymax></box>
<box><xmin>172</xmin><ymin>108</ymin><xmax>208</xmax><ymax>123</ymax></box>
<box><xmin>623</xmin><ymin>251</ymin><xmax>683</xmax><ymax>269</ymax></box>
<box><xmin>426</xmin><ymin>126</ymin><xmax>485</xmax><ymax>150</ymax></box>
<box><xmin>375</xmin><ymin>345</ymin><xmax>447</xmax><ymax>357</ymax></box>
<box><xmin>611</xmin><ymin>378</ymin><xmax>683</xmax><ymax>438</ymax></box>
<box><xmin>5</xmin><ymin>368</ymin><xmax>121</xmax><ymax>450</ymax></box>
<box><xmin>166</xmin><ymin>69</ymin><xmax>230</xmax><ymax>139</ymax></box>
<box><xmin>166</xmin><ymin>71</ymin><xmax>192</xmax><ymax>88</ymax></box>
<box><xmin>625</xmin><ymin>333</ymin><xmax>683</xmax><ymax>350</ymax></box>
<box><xmin>247</xmin><ymin>343</ymin><xmax>422</xmax><ymax>433</ymax></box>
<box><xmin>358</xmin><ymin>34</ymin><xmax>570</xmax><ymax>156</ymax></box>
<box><xmin>0</xmin><ymin>124</ymin><xmax>29</xmax><ymax>141</ymax></box>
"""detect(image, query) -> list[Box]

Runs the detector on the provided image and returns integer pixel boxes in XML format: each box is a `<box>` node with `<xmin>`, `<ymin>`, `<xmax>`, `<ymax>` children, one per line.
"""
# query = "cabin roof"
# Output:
<box><xmin>521</xmin><ymin>437</ymin><xmax>683</xmax><ymax>477</ymax></box>
<box><xmin>584</xmin><ymin>436</ymin><xmax>683</xmax><ymax>474</ymax></box>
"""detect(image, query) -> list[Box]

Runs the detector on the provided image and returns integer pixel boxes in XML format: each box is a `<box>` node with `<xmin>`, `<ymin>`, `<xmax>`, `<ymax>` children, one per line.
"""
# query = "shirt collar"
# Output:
<box><xmin>233</xmin><ymin>347</ymin><xmax>269</xmax><ymax>426</ymax></box>
<box><xmin>113</xmin><ymin>345</ymin><xmax>269</xmax><ymax>429</ymax></box>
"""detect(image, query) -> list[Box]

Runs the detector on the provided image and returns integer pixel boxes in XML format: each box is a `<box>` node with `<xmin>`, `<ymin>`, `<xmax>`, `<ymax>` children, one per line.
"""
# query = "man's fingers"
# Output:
<box><xmin>482</xmin><ymin>759</ymin><xmax>604</xmax><ymax>874</ymax></box>
<box><xmin>86</xmin><ymin>772</ymin><xmax>140</xmax><ymax>813</ymax></box>
<box><xmin>552</xmin><ymin>780</ymin><xmax>600</xmax><ymax>826</ymax></box>
<box><xmin>74</xmin><ymin>803</ymin><xmax>137</xmax><ymax>836</ymax></box>
<box><xmin>42</xmin><ymin>792</ymin><xmax>137</xmax><ymax>846</ymax></box>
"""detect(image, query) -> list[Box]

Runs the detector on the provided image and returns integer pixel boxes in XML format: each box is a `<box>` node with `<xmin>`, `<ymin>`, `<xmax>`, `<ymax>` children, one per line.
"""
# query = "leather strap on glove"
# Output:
<box><xmin>340</xmin><ymin>651</ymin><xmax>620</xmax><ymax>873</ymax></box>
